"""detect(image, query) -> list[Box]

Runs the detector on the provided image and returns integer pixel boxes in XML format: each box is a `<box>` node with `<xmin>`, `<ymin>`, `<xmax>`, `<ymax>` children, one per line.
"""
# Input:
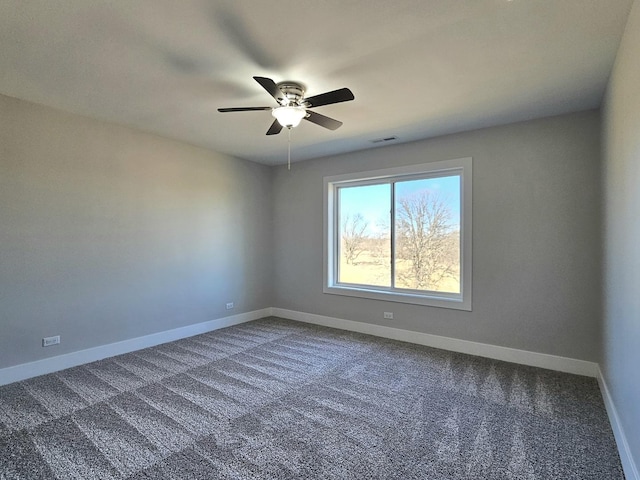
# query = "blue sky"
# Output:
<box><xmin>339</xmin><ymin>174</ymin><xmax>461</xmax><ymax>234</ymax></box>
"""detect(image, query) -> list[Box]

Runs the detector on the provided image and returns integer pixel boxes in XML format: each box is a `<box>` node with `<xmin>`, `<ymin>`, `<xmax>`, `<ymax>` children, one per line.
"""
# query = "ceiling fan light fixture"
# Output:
<box><xmin>272</xmin><ymin>106</ymin><xmax>306</xmax><ymax>128</ymax></box>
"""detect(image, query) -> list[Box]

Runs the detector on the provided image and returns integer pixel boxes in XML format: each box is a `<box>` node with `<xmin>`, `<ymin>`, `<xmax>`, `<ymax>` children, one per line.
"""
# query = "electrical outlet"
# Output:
<box><xmin>383</xmin><ymin>312</ymin><xmax>393</xmax><ymax>319</ymax></box>
<box><xmin>225</xmin><ymin>302</ymin><xmax>234</xmax><ymax>310</ymax></box>
<box><xmin>42</xmin><ymin>335</ymin><xmax>60</xmax><ymax>347</ymax></box>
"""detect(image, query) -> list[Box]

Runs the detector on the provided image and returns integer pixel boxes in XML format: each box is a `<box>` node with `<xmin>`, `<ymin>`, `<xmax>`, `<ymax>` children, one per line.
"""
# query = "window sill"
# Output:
<box><xmin>323</xmin><ymin>284</ymin><xmax>471</xmax><ymax>311</ymax></box>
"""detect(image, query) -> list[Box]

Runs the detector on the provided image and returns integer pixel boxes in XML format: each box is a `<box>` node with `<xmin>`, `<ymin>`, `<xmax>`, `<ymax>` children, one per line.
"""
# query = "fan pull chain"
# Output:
<box><xmin>287</xmin><ymin>127</ymin><xmax>291</xmax><ymax>170</ymax></box>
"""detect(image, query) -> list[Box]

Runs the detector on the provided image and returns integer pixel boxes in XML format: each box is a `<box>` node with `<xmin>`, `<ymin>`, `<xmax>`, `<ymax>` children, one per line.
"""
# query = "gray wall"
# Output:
<box><xmin>273</xmin><ymin>111</ymin><xmax>602</xmax><ymax>361</ymax></box>
<box><xmin>603</xmin><ymin>0</ymin><xmax>640</xmax><ymax>469</ymax></box>
<box><xmin>0</xmin><ymin>92</ymin><xmax>606</xmax><ymax>371</ymax></box>
<box><xmin>0</xmin><ymin>94</ymin><xmax>272</xmax><ymax>369</ymax></box>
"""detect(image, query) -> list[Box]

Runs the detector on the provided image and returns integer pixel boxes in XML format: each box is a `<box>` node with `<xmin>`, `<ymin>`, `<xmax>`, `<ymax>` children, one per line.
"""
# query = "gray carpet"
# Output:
<box><xmin>0</xmin><ymin>317</ymin><xmax>624</xmax><ymax>479</ymax></box>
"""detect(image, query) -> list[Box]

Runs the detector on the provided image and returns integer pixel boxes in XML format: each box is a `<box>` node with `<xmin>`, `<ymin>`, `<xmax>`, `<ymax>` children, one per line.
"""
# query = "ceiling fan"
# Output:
<box><xmin>218</xmin><ymin>76</ymin><xmax>355</xmax><ymax>135</ymax></box>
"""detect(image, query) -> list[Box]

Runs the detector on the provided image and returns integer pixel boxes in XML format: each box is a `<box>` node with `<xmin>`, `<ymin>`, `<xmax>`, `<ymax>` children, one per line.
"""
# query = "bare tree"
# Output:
<box><xmin>368</xmin><ymin>217</ymin><xmax>390</xmax><ymax>265</ymax></box>
<box><xmin>396</xmin><ymin>192</ymin><xmax>458</xmax><ymax>290</ymax></box>
<box><xmin>342</xmin><ymin>213</ymin><xmax>369</xmax><ymax>265</ymax></box>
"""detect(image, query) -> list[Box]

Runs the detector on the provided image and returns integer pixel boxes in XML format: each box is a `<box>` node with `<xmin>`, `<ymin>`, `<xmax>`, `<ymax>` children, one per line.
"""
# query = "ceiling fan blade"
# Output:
<box><xmin>304</xmin><ymin>110</ymin><xmax>343</xmax><ymax>130</ymax></box>
<box><xmin>253</xmin><ymin>76</ymin><xmax>285</xmax><ymax>103</ymax></box>
<box><xmin>303</xmin><ymin>88</ymin><xmax>354</xmax><ymax>108</ymax></box>
<box><xmin>218</xmin><ymin>107</ymin><xmax>272</xmax><ymax>112</ymax></box>
<box><xmin>266</xmin><ymin>119</ymin><xmax>284</xmax><ymax>135</ymax></box>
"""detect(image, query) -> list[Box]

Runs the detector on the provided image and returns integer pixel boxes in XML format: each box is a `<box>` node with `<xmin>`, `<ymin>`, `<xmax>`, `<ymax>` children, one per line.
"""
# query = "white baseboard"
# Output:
<box><xmin>2</xmin><ymin>307</ymin><xmax>599</xmax><ymax>384</ymax></box>
<box><xmin>0</xmin><ymin>308</ymin><xmax>271</xmax><ymax>386</ymax></box>
<box><xmin>272</xmin><ymin>308</ymin><xmax>598</xmax><ymax>377</ymax></box>
<box><xmin>597</xmin><ymin>367</ymin><xmax>640</xmax><ymax>480</ymax></box>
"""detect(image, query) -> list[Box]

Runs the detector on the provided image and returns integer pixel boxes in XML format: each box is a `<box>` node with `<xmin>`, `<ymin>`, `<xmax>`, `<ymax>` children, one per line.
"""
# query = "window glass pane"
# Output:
<box><xmin>338</xmin><ymin>184</ymin><xmax>391</xmax><ymax>287</ymax></box>
<box><xmin>394</xmin><ymin>175</ymin><xmax>461</xmax><ymax>293</ymax></box>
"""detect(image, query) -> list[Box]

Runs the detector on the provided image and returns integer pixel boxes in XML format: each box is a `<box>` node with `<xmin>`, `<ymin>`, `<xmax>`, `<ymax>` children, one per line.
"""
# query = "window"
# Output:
<box><xmin>324</xmin><ymin>158</ymin><xmax>472</xmax><ymax>310</ymax></box>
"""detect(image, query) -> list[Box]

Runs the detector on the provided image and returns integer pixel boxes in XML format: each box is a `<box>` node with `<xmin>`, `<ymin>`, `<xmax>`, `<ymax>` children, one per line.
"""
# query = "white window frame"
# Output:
<box><xmin>323</xmin><ymin>157</ymin><xmax>472</xmax><ymax>311</ymax></box>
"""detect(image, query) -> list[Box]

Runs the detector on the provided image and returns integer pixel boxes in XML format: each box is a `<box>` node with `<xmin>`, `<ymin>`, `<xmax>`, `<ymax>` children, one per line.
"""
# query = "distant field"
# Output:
<box><xmin>339</xmin><ymin>251</ymin><xmax>460</xmax><ymax>293</ymax></box>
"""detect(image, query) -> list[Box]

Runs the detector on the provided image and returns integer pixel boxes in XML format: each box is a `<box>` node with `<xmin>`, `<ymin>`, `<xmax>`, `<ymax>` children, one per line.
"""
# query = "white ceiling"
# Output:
<box><xmin>0</xmin><ymin>0</ymin><xmax>633</xmax><ymax>165</ymax></box>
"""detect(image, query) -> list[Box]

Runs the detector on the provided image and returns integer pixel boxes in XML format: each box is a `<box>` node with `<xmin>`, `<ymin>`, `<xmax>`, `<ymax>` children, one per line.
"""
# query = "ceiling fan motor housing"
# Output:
<box><xmin>276</xmin><ymin>82</ymin><xmax>306</xmax><ymax>106</ymax></box>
